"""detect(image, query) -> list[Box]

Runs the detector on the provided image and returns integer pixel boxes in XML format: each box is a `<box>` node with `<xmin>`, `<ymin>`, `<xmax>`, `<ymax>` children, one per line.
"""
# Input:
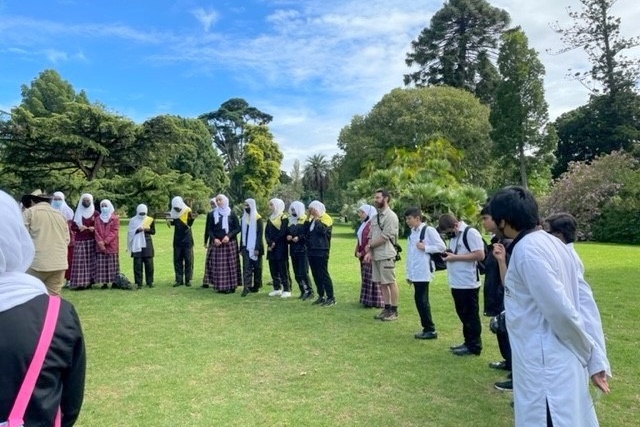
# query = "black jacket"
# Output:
<box><xmin>240</xmin><ymin>218</ymin><xmax>265</xmax><ymax>257</ymax></box>
<box><xmin>265</xmin><ymin>215</ymin><xmax>289</xmax><ymax>260</ymax></box>
<box><xmin>170</xmin><ymin>214</ymin><xmax>195</xmax><ymax>247</ymax></box>
<box><xmin>0</xmin><ymin>294</ymin><xmax>86</xmax><ymax>427</ymax></box>
<box><xmin>204</xmin><ymin>212</ymin><xmax>240</xmax><ymax>245</ymax></box>
<box><xmin>306</xmin><ymin>220</ymin><xmax>332</xmax><ymax>257</ymax></box>
<box><xmin>132</xmin><ymin>219</ymin><xmax>156</xmax><ymax>258</ymax></box>
<box><xmin>483</xmin><ymin>237</ymin><xmax>512</xmax><ymax>316</ymax></box>
<box><xmin>287</xmin><ymin>220</ymin><xmax>308</xmax><ymax>255</ymax></box>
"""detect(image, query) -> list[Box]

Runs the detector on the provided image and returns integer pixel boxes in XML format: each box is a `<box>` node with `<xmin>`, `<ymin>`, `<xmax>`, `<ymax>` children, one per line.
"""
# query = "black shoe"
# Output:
<box><xmin>494</xmin><ymin>379</ymin><xmax>513</xmax><ymax>391</ymax></box>
<box><xmin>301</xmin><ymin>291</ymin><xmax>314</xmax><ymax>301</ymax></box>
<box><xmin>312</xmin><ymin>296</ymin><xmax>326</xmax><ymax>305</ymax></box>
<box><xmin>201</xmin><ymin>284</ymin><xmax>210</xmax><ymax>288</ymax></box>
<box><xmin>249</xmin><ymin>286</ymin><xmax>260</xmax><ymax>293</ymax></box>
<box><xmin>415</xmin><ymin>331</ymin><xmax>438</xmax><ymax>340</ymax></box>
<box><xmin>449</xmin><ymin>343</ymin><xmax>466</xmax><ymax>351</ymax></box>
<box><xmin>101</xmin><ymin>284</ymin><xmax>109</xmax><ymax>290</ymax></box>
<box><xmin>241</xmin><ymin>288</ymin><xmax>250</xmax><ymax>297</ymax></box>
<box><xmin>452</xmin><ymin>346</ymin><xmax>481</xmax><ymax>356</ymax></box>
<box><xmin>137</xmin><ymin>284</ymin><xmax>142</xmax><ymax>290</ymax></box>
<box><xmin>489</xmin><ymin>360</ymin><xmax>510</xmax><ymax>371</ymax></box>
<box><xmin>185</xmin><ymin>282</ymin><xmax>191</xmax><ymax>287</ymax></box>
<box><xmin>147</xmin><ymin>284</ymin><xmax>154</xmax><ymax>288</ymax></box>
<box><xmin>322</xmin><ymin>298</ymin><xmax>336</xmax><ymax>307</ymax></box>
<box><xmin>173</xmin><ymin>282</ymin><xmax>184</xmax><ymax>287</ymax></box>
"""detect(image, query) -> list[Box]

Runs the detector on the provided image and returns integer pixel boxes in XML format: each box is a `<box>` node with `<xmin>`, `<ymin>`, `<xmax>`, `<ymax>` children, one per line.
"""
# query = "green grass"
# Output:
<box><xmin>63</xmin><ymin>220</ymin><xmax>639</xmax><ymax>426</ymax></box>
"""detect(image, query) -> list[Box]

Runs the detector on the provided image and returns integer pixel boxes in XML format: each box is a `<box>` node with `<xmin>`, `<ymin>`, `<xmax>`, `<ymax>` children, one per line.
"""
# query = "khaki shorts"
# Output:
<box><xmin>372</xmin><ymin>258</ymin><xmax>396</xmax><ymax>284</ymax></box>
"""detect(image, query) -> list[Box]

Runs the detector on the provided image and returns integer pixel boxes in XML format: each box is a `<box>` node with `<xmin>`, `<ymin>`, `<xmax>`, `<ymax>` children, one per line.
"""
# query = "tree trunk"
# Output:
<box><xmin>518</xmin><ymin>141</ymin><xmax>528</xmax><ymax>189</ymax></box>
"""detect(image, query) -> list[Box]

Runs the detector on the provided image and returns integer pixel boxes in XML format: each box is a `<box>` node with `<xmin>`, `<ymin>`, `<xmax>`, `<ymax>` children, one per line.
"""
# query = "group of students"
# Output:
<box><xmin>167</xmin><ymin>195</ymin><xmax>338</xmax><ymax>306</ymax></box>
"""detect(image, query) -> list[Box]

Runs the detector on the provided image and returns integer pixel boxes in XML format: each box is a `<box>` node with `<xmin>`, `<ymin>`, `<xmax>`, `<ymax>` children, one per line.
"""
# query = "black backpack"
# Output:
<box><xmin>419</xmin><ymin>226</ymin><xmax>447</xmax><ymax>272</ymax></box>
<box><xmin>461</xmin><ymin>227</ymin><xmax>488</xmax><ymax>275</ymax></box>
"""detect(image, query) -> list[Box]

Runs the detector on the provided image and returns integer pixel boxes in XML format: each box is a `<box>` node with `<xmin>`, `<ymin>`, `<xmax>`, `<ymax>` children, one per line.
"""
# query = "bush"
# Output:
<box><xmin>592</xmin><ymin>198</ymin><xmax>640</xmax><ymax>244</ymax></box>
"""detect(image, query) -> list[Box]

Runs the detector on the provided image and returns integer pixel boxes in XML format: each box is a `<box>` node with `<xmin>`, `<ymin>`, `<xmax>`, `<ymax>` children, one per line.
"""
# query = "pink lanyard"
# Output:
<box><xmin>6</xmin><ymin>296</ymin><xmax>61</xmax><ymax>427</ymax></box>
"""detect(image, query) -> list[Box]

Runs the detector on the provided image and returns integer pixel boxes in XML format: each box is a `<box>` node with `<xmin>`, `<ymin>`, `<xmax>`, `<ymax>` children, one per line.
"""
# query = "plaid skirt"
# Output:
<box><xmin>359</xmin><ymin>260</ymin><xmax>384</xmax><ymax>308</ymax></box>
<box><xmin>96</xmin><ymin>252</ymin><xmax>119</xmax><ymax>283</ymax></box>
<box><xmin>206</xmin><ymin>241</ymin><xmax>239</xmax><ymax>291</ymax></box>
<box><xmin>69</xmin><ymin>239</ymin><xmax>96</xmax><ymax>288</ymax></box>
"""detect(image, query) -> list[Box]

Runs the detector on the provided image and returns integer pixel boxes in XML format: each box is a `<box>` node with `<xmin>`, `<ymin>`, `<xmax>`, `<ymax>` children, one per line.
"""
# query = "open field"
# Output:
<box><xmin>63</xmin><ymin>219</ymin><xmax>639</xmax><ymax>426</ymax></box>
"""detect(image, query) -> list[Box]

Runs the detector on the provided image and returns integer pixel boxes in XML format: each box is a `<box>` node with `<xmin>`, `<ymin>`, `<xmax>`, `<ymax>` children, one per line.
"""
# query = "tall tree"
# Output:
<box><xmin>230</xmin><ymin>124</ymin><xmax>283</xmax><ymax>206</ymax></box>
<box><xmin>404</xmin><ymin>0</ymin><xmax>510</xmax><ymax>103</ymax></box>
<box><xmin>19</xmin><ymin>69</ymin><xmax>88</xmax><ymax>116</ymax></box>
<box><xmin>490</xmin><ymin>28</ymin><xmax>555</xmax><ymax>189</ymax></box>
<box><xmin>199</xmin><ymin>98</ymin><xmax>273</xmax><ymax>171</ymax></box>
<box><xmin>550</xmin><ymin>0</ymin><xmax>639</xmax><ymax>94</ymax></box>
<box><xmin>303</xmin><ymin>154</ymin><xmax>331</xmax><ymax>202</ymax></box>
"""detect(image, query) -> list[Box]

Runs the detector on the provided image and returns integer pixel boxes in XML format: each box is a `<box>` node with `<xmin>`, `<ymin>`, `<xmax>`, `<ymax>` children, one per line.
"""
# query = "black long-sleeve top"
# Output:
<box><xmin>204</xmin><ymin>212</ymin><xmax>240</xmax><ymax>245</ymax></box>
<box><xmin>306</xmin><ymin>220</ymin><xmax>332</xmax><ymax>258</ymax></box>
<box><xmin>169</xmin><ymin>214</ymin><xmax>195</xmax><ymax>247</ymax></box>
<box><xmin>0</xmin><ymin>294</ymin><xmax>86</xmax><ymax>427</ymax></box>
<box><xmin>287</xmin><ymin>220</ymin><xmax>308</xmax><ymax>255</ymax></box>
<box><xmin>240</xmin><ymin>217</ymin><xmax>265</xmax><ymax>257</ymax></box>
<box><xmin>265</xmin><ymin>215</ymin><xmax>289</xmax><ymax>260</ymax></box>
<box><xmin>132</xmin><ymin>219</ymin><xmax>156</xmax><ymax>258</ymax></box>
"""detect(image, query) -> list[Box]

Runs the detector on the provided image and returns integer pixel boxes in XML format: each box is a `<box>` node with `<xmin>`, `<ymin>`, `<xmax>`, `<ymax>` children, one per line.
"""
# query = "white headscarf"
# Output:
<box><xmin>127</xmin><ymin>204</ymin><xmax>148</xmax><ymax>253</ymax></box>
<box><xmin>356</xmin><ymin>204</ymin><xmax>376</xmax><ymax>245</ymax></box>
<box><xmin>0</xmin><ymin>190</ymin><xmax>48</xmax><ymax>312</ymax></box>
<box><xmin>289</xmin><ymin>201</ymin><xmax>306</xmax><ymax>223</ymax></box>
<box><xmin>269</xmin><ymin>198</ymin><xmax>285</xmax><ymax>220</ymax></box>
<box><xmin>214</xmin><ymin>194</ymin><xmax>231</xmax><ymax>233</ymax></box>
<box><xmin>52</xmin><ymin>191</ymin><xmax>74</xmax><ymax>221</ymax></box>
<box><xmin>308</xmin><ymin>200</ymin><xmax>326</xmax><ymax>231</ymax></box>
<box><xmin>241</xmin><ymin>198</ymin><xmax>259</xmax><ymax>261</ymax></box>
<box><xmin>99</xmin><ymin>199</ymin><xmax>115</xmax><ymax>223</ymax></box>
<box><xmin>170</xmin><ymin>196</ymin><xmax>188</xmax><ymax>219</ymax></box>
<box><xmin>73</xmin><ymin>193</ymin><xmax>95</xmax><ymax>227</ymax></box>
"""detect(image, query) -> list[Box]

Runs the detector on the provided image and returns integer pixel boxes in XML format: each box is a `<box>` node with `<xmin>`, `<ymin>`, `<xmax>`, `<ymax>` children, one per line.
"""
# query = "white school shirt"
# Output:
<box><xmin>446</xmin><ymin>222</ymin><xmax>484</xmax><ymax>289</ymax></box>
<box><xmin>405</xmin><ymin>223</ymin><xmax>446</xmax><ymax>282</ymax></box>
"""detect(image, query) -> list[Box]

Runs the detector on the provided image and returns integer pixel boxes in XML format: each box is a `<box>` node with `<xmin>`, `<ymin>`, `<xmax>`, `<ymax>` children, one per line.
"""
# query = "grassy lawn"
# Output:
<box><xmin>62</xmin><ymin>219</ymin><xmax>639</xmax><ymax>426</ymax></box>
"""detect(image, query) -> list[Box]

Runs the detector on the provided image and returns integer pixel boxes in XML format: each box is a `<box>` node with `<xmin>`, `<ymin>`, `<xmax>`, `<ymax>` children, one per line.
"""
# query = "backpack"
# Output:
<box><xmin>419</xmin><ymin>226</ymin><xmax>446</xmax><ymax>272</ymax></box>
<box><xmin>461</xmin><ymin>227</ymin><xmax>488</xmax><ymax>275</ymax></box>
<box><xmin>112</xmin><ymin>272</ymin><xmax>133</xmax><ymax>290</ymax></box>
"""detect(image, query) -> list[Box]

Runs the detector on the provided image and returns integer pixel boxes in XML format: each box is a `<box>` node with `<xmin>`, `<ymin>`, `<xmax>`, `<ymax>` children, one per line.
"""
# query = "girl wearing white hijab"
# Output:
<box><xmin>203</xmin><ymin>194</ymin><xmax>241</xmax><ymax>293</ymax></box>
<box><xmin>355</xmin><ymin>204</ymin><xmax>384</xmax><ymax>308</ymax></box>
<box><xmin>265</xmin><ymin>198</ymin><xmax>291</xmax><ymax>298</ymax></box>
<box><xmin>51</xmin><ymin>191</ymin><xmax>75</xmax><ymax>286</ymax></box>
<box><xmin>69</xmin><ymin>193</ymin><xmax>98</xmax><ymax>289</ymax></box>
<box><xmin>307</xmin><ymin>201</ymin><xmax>335</xmax><ymax>306</ymax></box>
<box><xmin>286</xmin><ymin>201</ymin><xmax>314</xmax><ymax>300</ymax></box>
<box><xmin>168</xmin><ymin>196</ymin><xmax>196</xmax><ymax>287</ymax></box>
<box><xmin>94</xmin><ymin>200</ymin><xmax>120</xmax><ymax>289</ymax></box>
<box><xmin>239</xmin><ymin>199</ymin><xmax>264</xmax><ymax>296</ymax></box>
<box><xmin>127</xmin><ymin>204</ymin><xmax>155</xmax><ymax>288</ymax></box>
<box><xmin>0</xmin><ymin>190</ymin><xmax>87</xmax><ymax>426</ymax></box>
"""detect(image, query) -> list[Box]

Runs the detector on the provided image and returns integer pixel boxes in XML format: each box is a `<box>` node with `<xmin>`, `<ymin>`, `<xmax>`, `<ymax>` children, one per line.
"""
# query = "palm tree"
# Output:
<box><xmin>303</xmin><ymin>154</ymin><xmax>331</xmax><ymax>202</ymax></box>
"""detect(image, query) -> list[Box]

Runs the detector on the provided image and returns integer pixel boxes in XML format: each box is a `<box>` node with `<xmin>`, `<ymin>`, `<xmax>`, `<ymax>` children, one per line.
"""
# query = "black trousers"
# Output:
<box><xmin>133</xmin><ymin>256</ymin><xmax>154</xmax><ymax>286</ymax></box>
<box><xmin>268</xmin><ymin>257</ymin><xmax>290</xmax><ymax>291</ymax></box>
<box><xmin>413</xmin><ymin>281</ymin><xmax>435</xmax><ymax>332</ymax></box>
<box><xmin>451</xmin><ymin>288</ymin><xmax>482</xmax><ymax>353</ymax></box>
<box><xmin>173</xmin><ymin>245</ymin><xmax>193</xmax><ymax>284</ymax></box>
<box><xmin>241</xmin><ymin>251</ymin><xmax>263</xmax><ymax>291</ymax></box>
<box><xmin>497</xmin><ymin>327</ymin><xmax>512</xmax><ymax>370</ymax></box>
<box><xmin>308</xmin><ymin>255</ymin><xmax>333</xmax><ymax>299</ymax></box>
<box><xmin>290</xmin><ymin>253</ymin><xmax>312</xmax><ymax>294</ymax></box>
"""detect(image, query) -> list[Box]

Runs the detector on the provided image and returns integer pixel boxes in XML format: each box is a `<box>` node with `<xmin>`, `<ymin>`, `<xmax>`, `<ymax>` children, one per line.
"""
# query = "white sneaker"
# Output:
<box><xmin>268</xmin><ymin>290</ymin><xmax>283</xmax><ymax>297</ymax></box>
<box><xmin>281</xmin><ymin>291</ymin><xmax>292</xmax><ymax>298</ymax></box>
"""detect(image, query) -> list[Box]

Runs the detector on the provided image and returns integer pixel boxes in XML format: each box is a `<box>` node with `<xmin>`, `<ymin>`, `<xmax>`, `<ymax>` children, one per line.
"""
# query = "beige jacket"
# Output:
<box><xmin>23</xmin><ymin>202</ymin><xmax>70</xmax><ymax>271</ymax></box>
<box><xmin>367</xmin><ymin>206</ymin><xmax>399</xmax><ymax>261</ymax></box>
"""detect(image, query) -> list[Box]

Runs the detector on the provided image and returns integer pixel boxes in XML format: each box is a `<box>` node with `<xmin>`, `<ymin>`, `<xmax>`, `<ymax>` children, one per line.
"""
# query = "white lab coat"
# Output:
<box><xmin>505</xmin><ymin>230</ymin><xmax>602</xmax><ymax>427</ymax></box>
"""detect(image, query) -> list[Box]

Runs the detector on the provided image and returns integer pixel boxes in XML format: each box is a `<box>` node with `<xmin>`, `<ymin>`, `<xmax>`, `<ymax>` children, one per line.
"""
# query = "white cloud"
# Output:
<box><xmin>191</xmin><ymin>7</ymin><xmax>219</xmax><ymax>32</ymax></box>
<box><xmin>43</xmin><ymin>48</ymin><xmax>68</xmax><ymax>63</ymax></box>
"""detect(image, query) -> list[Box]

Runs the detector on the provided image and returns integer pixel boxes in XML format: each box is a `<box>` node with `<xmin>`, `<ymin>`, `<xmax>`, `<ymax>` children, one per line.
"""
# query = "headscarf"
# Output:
<box><xmin>214</xmin><ymin>194</ymin><xmax>231</xmax><ymax>233</ymax></box>
<box><xmin>127</xmin><ymin>204</ymin><xmax>150</xmax><ymax>253</ymax></box>
<box><xmin>268</xmin><ymin>198</ymin><xmax>285</xmax><ymax>230</ymax></box>
<box><xmin>73</xmin><ymin>193</ymin><xmax>95</xmax><ymax>227</ymax></box>
<box><xmin>99</xmin><ymin>199</ymin><xmax>115</xmax><ymax>223</ymax></box>
<box><xmin>170</xmin><ymin>196</ymin><xmax>191</xmax><ymax>224</ymax></box>
<box><xmin>289</xmin><ymin>201</ymin><xmax>307</xmax><ymax>224</ymax></box>
<box><xmin>356</xmin><ymin>204</ymin><xmax>376</xmax><ymax>245</ymax></box>
<box><xmin>241</xmin><ymin>198</ymin><xmax>261</xmax><ymax>261</ymax></box>
<box><xmin>52</xmin><ymin>191</ymin><xmax>74</xmax><ymax>221</ymax></box>
<box><xmin>0</xmin><ymin>190</ymin><xmax>48</xmax><ymax>312</ymax></box>
<box><xmin>309</xmin><ymin>200</ymin><xmax>333</xmax><ymax>231</ymax></box>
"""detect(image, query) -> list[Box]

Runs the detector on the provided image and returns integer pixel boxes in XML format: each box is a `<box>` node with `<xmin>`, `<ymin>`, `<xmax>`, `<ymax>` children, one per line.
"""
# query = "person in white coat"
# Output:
<box><xmin>404</xmin><ymin>207</ymin><xmax>446</xmax><ymax>340</ymax></box>
<box><xmin>489</xmin><ymin>186</ymin><xmax>610</xmax><ymax>427</ymax></box>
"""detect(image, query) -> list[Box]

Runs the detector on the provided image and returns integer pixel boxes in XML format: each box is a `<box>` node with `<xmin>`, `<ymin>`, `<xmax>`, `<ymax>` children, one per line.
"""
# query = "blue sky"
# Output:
<box><xmin>1</xmin><ymin>0</ymin><xmax>638</xmax><ymax>171</ymax></box>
